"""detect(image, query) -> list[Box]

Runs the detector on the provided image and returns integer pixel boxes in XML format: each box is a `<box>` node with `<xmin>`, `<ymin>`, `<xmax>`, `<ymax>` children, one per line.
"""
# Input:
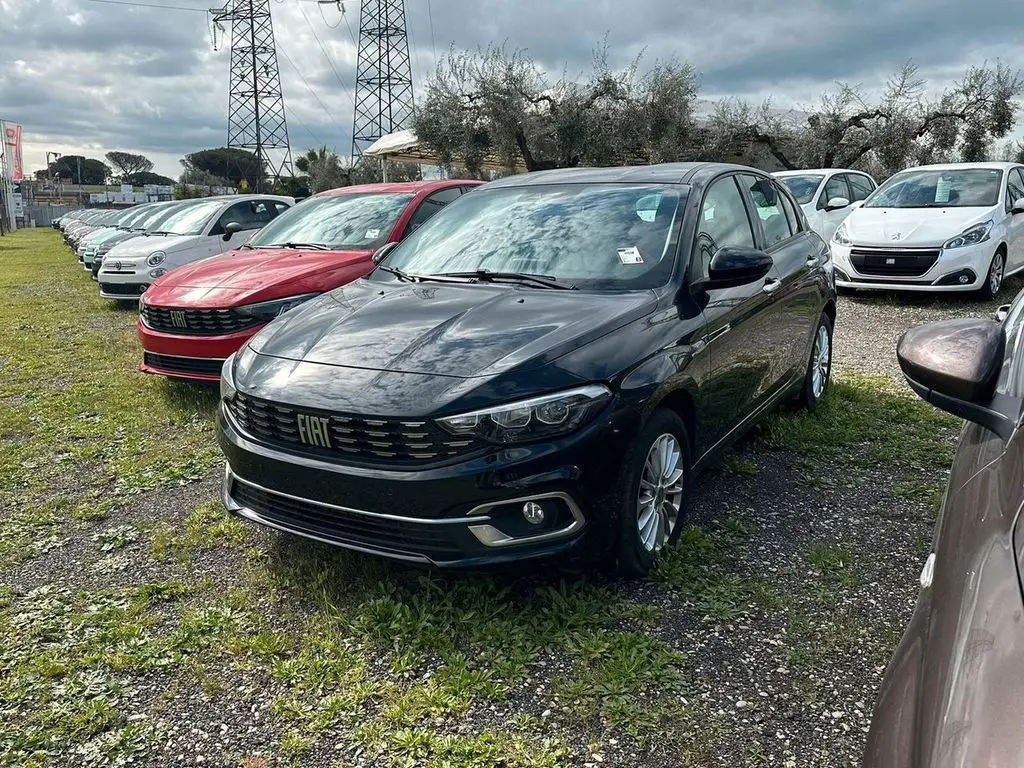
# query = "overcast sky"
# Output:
<box><xmin>2</xmin><ymin>0</ymin><xmax>1023</xmax><ymax>180</ymax></box>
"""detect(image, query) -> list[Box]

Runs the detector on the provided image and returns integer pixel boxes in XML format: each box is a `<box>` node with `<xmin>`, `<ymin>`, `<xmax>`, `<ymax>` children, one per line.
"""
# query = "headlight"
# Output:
<box><xmin>235</xmin><ymin>293</ymin><xmax>320</xmax><ymax>321</ymax></box>
<box><xmin>149</xmin><ymin>268</ymin><xmax>167</xmax><ymax>278</ymax></box>
<box><xmin>147</xmin><ymin>251</ymin><xmax>166</xmax><ymax>267</ymax></box>
<box><xmin>944</xmin><ymin>221</ymin><xmax>992</xmax><ymax>249</ymax></box>
<box><xmin>220</xmin><ymin>353</ymin><xmax>237</xmax><ymax>400</ymax></box>
<box><xmin>437</xmin><ymin>385</ymin><xmax>613</xmax><ymax>444</ymax></box>
<box><xmin>832</xmin><ymin>222</ymin><xmax>852</xmax><ymax>246</ymax></box>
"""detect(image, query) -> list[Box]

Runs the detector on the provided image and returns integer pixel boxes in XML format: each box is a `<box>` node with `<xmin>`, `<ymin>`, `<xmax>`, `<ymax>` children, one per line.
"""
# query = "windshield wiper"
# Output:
<box><xmin>148</xmin><ymin>230</ymin><xmax>176</xmax><ymax>236</ymax></box>
<box><xmin>437</xmin><ymin>269</ymin><xmax>575</xmax><ymax>290</ymax></box>
<box><xmin>377</xmin><ymin>264</ymin><xmax>422</xmax><ymax>283</ymax></box>
<box><xmin>255</xmin><ymin>241</ymin><xmax>330</xmax><ymax>250</ymax></box>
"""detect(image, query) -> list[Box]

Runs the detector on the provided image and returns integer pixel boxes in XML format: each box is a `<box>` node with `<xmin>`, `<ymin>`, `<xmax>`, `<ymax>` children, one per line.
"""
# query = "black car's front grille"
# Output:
<box><xmin>230</xmin><ymin>478</ymin><xmax>463</xmax><ymax>558</ymax></box>
<box><xmin>227</xmin><ymin>392</ymin><xmax>483</xmax><ymax>466</ymax></box>
<box><xmin>99</xmin><ymin>282</ymin><xmax>146</xmax><ymax>296</ymax></box>
<box><xmin>849</xmin><ymin>248</ymin><xmax>940</xmax><ymax>277</ymax></box>
<box><xmin>141</xmin><ymin>306</ymin><xmax>262</xmax><ymax>336</ymax></box>
<box><xmin>144</xmin><ymin>352</ymin><xmax>225</xmax><ymax>377</ymax></box>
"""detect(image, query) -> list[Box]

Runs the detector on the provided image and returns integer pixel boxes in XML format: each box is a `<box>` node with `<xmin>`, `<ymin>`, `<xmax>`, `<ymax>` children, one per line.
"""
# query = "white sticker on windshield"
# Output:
<box><xmin>935</xmin><ymin>177</ymin><xmax>951</xmax><ymax>204</ymax></box>
<box><xmin>617</xmin><ymin>246</ymin><xmax>644</xmax><ymax>264</ymax></box>
<box><xmin>366</xmin><ymin>228</ymin><xmax>381</xmax><ymax>239</ymax></box>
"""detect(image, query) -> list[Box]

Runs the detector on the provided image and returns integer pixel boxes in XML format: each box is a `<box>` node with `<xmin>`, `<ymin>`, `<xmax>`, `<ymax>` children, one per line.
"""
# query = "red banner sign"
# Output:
<box><xmin>2</xmin><ymin>123</ymin><xmax>24</xmax><ymax>182</ymax></box>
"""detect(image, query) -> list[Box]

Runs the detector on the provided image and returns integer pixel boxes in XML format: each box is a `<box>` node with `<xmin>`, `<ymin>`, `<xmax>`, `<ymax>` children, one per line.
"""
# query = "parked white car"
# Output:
<box><xmin>830</xmin><ymin>162</ymin><xmax>1024</xmax><ymax>299</ymax></box>
<box><xmin>774</xmin><ymin>168</ymin><xmax>878</xmax><ymax>243</ymax></box>
<box><xmin>98</xmin><ymin>194</ymin><xmax>294</xmax><ymax>301</ymax></box>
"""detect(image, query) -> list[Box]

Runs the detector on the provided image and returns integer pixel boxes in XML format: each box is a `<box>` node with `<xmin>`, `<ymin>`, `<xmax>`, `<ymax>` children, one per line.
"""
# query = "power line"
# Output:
<box><xmin>278</xmin><ymin>47</ymin><xmax>347</xmax><ymax>135</ymax></box>
<box><xmin>294</xmin><ymin>0</ymin><xmax>356</xmax><ymax>117</ymax></box>
<box><xmin>426</xmin><ymin>0</ymin><xmax>436</xmax><ymax>59</ymax></box>
<box><xmin>82</xmin><ymin>0</ymin><xmax>209</xmax><ymax>11</ymax></box>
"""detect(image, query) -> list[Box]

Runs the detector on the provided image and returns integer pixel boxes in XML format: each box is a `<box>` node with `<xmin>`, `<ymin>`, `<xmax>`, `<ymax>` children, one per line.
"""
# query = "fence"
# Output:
<box><xmin>22</xmin><ymin>204</ymin><xmax>86</xmax><ymax>227</ymax></box>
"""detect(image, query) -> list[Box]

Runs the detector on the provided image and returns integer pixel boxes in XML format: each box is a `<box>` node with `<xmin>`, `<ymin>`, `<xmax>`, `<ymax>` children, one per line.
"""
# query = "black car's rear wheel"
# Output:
<box><xmin>613</xmin><ymin>409</ymin><xmax>691</xmax><ymax>578</ymax></box>
<box><xmin>798</xmin><ymin>313</ymin><xmax>833</xmax><ymax>411</ymax></box>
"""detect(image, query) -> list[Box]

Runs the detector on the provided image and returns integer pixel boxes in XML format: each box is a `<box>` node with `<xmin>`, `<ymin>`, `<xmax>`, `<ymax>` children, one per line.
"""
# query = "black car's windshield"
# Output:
<box><xmin>246</xmin><ymin>192</ymin><xmax>414</xmax><ymax>250</ymax></box>
<box><xmin>382</xmin><ymin>184</ymin><xmax>685</xmax><ymax>289</ymax></box>
<box><xmin>779</xmin><ymin>175</ymin><xmax>824</xmax><ymax>204</ymax></box>
<box><xmin>866</xmin><ymin>168</ymin><xmax>1003</xmax><ymax>208</ymax></box>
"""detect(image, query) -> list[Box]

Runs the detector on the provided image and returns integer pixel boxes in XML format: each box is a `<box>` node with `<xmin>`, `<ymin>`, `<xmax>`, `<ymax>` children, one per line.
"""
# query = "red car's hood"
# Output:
<box><xmin>147</xmin><ymin>247</ymin><xmax>374</xmax><ymax>308</ymax></box>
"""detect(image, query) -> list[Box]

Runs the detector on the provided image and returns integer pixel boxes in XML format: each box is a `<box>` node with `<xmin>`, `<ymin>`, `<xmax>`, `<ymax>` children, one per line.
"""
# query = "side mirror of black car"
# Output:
<box><xmin>703</xmin><ymin>246</ymin><xmax>774</xmax><ymax>290</ymax></box>
<box><xmin>372</xmin><ymin>242</ymin><xmax>397</xmax><ymax>265</ymax></box>
<box><xmin>222</xmin><ymin>221</ymin><xmax>243</xmax><ymax>241</ymax></box>
<box><xmin>897</xmin><ymin>318</ymin><xmax>1016</xmax><ymax>440</ymax></box>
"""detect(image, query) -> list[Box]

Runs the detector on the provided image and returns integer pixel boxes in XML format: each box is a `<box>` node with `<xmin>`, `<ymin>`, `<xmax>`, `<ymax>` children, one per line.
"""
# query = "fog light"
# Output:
<box><xmin>959</xmin><ymin>275</ymin><xmax>970</xmax><ymax>284</ymax></box>
<box><xmin>522</xmin><ymin>502</ymin><xmax>545</xmax><ymax>525</ymax></box>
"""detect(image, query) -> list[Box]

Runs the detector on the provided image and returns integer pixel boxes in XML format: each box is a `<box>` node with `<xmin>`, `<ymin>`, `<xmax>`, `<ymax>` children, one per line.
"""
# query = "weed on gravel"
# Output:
<box><xmin>0</xmin><ymin>230</ymin><xmax>965</xmax><ymax>767</ymax></box>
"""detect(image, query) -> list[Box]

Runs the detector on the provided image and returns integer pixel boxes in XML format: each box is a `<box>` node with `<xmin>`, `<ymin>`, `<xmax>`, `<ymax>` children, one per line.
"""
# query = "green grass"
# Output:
<box><xmin>0</xmin><ymin>229</ymin><xmax>962</xmax><ymax>766</ymax></box>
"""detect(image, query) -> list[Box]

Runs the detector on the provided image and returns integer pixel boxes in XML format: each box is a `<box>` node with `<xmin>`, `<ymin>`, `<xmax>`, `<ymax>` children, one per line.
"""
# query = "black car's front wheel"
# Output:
<box><xmin>614</xmin><ymin>409</ymin><xmax>691</xmax><ymax>578</ymax></box>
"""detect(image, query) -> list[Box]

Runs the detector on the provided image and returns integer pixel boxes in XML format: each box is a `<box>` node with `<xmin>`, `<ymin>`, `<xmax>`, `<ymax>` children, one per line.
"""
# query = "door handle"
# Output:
<box><xmin>762</xmin><ymin>278</ymin><xmax>781</xmax><ymax>294</ymax></box>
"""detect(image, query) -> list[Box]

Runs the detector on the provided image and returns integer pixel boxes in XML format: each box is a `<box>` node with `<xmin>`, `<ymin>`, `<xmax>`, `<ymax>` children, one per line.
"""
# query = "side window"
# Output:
<box><xmin>1006</xmin><ymin>169</ymin><xmax>1024</xmax><ymax>209</ymax></box>
<box><xmin>271</xmin><ymin>201</ymin><xmax>291</xmax><ymax>218</ymax></box>
<box><xmin>740</xmin><ymin>174</ymin><xmax>793</xmax><ymax>248</ymax></box>
<box><xmin>696</xmin><ymin>176</ymin><xmax>756</xmax><ymax>277</ymax></box>
<box><xmin>848</xmin><ymin>174</ymin><xmax>875</xmax><ymax>201</ymax></box>
<box><xmin>819</xmin><ymin>175</ymin><xmax>851</xmax><ymax>209</ymax></box>
<box><xmin>211</xmin><ymin>202</ymin><xmax>251</xmax><ymax>235</ymax></box>
<box><xmin>406</xmin><ymin>188</ymin><xmax>463</xmax><ymax>234</ymax></box>
<box><xmin>774</xmin><ymin>182</ymin><xmax>802</xmax><ymax>235</ymax></box>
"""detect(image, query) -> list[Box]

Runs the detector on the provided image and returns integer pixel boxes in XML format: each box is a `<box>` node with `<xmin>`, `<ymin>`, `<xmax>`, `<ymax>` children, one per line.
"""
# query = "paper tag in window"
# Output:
<box><xmin>617</xmin><ymin>246</ymin><xmax>644</xmax><ymax>264</ymax></box>
<box><xmin>935</xmin><ymin>178</ymin><xmax>951</xmax><ymax>204</ymax></box>
<box><xmin>366</xmin><ymin>228</ymin><xmax>381</xmax><ymax>239</ymax></box>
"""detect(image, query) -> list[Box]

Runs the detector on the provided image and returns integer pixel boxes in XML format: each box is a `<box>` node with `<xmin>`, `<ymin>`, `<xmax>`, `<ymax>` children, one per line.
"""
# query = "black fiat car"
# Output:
<box><xmin>217</xmin><ymin>163</ymin><xmax>836</xmax><ymax>575</ymax></box>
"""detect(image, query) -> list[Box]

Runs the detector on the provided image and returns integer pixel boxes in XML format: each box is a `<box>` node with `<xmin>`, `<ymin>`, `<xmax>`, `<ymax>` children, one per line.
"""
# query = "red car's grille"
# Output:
<box><xmin>226</xmin><ymin>392</ymin><xmax>483</xmax><ymax>467</ymax></box>
<box><xmin>141</xmin><ymin>306</ymin><xmax>261</xmax><ymax>336</ymax></box>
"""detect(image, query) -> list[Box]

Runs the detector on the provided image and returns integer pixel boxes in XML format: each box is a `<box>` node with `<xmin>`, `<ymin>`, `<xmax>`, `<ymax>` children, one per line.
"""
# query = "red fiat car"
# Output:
<box><xmin>138</xmin><ymin>180</ymin><xmax>482</xmax><ymax>381</ymax></box>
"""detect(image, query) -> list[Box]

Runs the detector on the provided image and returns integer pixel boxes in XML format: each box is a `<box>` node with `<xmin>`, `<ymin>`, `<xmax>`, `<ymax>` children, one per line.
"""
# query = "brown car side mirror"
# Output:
<box><xmin>897</xmin><ymin>318</ymin><xmax>1016</xmax><ymax>440</ymax></box>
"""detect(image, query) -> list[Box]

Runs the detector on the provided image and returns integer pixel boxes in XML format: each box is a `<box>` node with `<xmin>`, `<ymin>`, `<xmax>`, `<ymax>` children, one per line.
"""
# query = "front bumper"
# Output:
<box><xmin>831</xmin><ymin>241</ymin><xmax>992</xmax><ymax>292</ymax></box>
<box><xmin>138</xmin><ymin>320</ymin><xmax>263</xmax><ymax>382</ymax></box>
<box><xmin>217</xmin><ymin>399</ymin><xmax>637</xmax><ymax>567</ymax></box>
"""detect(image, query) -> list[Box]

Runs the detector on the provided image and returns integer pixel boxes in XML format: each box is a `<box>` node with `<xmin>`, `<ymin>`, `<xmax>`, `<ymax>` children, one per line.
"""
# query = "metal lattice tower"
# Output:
<box><xmin>351</xmin><ymin>0</ymin><xmax>415</xmax><ymax>157</ymax></box>
<box><xmin>211</xmin><ymin>0</ymin><xmax>293</xmax><ymax>190</ymax></box>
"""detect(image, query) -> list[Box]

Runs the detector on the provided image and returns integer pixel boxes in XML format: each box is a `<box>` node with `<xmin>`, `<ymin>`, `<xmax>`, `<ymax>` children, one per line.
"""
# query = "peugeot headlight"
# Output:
<box><xmin>235</xmin><ymin>293</ymin><xmax>320</xmax><ymax>321</ymax></box>
<box><xmin>437</xmin><ymin>385</ymin><xmax>612</xmax><ymax>445</ymax></box>
<box><xmin>832</xmin><ymin>222</ymin><xmax>852</xmax><ymax>246</ymax></box>
<box><xmin>146</xmin><ymin>251</ymin><xmax>166</xmax><ymax>267</ymax></box>
<box><xmin>944</xmin><ymin>221</ymin><xmax>992</xmax><ymax>249</ymax></box>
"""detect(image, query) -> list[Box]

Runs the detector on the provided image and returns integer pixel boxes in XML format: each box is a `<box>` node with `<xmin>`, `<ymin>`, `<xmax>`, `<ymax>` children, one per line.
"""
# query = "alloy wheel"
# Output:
<box><xmin>811</xmin><ymin>324</ymin><xmax>831</xmax><ymax>400</ymax></box>
<box><xmin>636</xmin><ymin>433</ymin><xmax>684</xmax><ymax>552</ymax></box>
<box><xmin>990</xmin><ymin>254</ymin><xmax>1004</xmax><ymax>295</ymax></box>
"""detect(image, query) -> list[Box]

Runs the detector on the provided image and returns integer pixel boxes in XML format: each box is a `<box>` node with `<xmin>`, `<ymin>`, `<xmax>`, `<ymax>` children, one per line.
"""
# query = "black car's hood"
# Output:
<box><xmin>248</xmin><ymin>278</ymin><xmax>657</xmax><ymax>379</ymax></box>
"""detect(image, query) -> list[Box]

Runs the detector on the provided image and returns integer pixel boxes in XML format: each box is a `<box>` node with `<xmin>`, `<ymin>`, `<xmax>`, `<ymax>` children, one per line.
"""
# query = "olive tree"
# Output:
<box><xmin>413</xmin><ymin>42</ymin><xmax>701</xmax><ymax>174</ymax></box>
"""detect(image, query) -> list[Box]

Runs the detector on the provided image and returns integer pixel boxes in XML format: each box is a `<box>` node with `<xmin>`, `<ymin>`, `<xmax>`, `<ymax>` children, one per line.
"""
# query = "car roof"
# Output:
<box><xmin>898</xmin><ymin>162</ymin><xmax>1022</xmax><ymax>172</ymax></box>
<box><xmin>773</xmin><ymin>168</ymin><xmax>872</xmax><ymax>176</ymax></box>
<box><xmin>314</xmin><ymin>179</ymin><xmax>483</xmax><ymax>198</ymax></box>
<box><xmin>482</xmin><ymin>162</ymin><xmax>769</xmax><ymax>189</ymax></box>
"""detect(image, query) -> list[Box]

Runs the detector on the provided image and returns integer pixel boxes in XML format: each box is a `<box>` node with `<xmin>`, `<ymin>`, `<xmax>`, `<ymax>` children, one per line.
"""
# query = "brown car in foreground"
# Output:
<box><xmin>864</xmin><ymin>294</ymin><xmax>1024</xmax><ymax>767</ymax></box>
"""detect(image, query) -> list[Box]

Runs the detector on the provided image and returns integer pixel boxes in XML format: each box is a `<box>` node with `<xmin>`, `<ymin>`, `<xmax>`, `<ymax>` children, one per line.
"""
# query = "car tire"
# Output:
<box><xmin>976</xmin><ymin>249</ymin><xmax>1005</xmax><ymax>301</ymax></box>
<box><xmin>613</xmin><ymin>409</ymin><xmax>691</xmax><ymax>578</ymax></box>
<box><xmin>798</xmin><ymin>313</ymin><xmax>833</xmax><ymax>411</ymax></box>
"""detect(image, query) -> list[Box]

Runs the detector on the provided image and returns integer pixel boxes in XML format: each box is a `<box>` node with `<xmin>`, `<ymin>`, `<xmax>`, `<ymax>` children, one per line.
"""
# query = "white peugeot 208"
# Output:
<box><xmin>830</xmin><ymin>162</ymin><xmax>1024</xmax><ymax>299</ymax></box>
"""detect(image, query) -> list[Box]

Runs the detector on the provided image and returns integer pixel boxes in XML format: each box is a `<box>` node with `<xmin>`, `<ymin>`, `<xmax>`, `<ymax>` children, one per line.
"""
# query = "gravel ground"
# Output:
<box><xmin>4</xmin><ymin>265</ymin><xmax>1004</xmax><ymax>767</ymax></box>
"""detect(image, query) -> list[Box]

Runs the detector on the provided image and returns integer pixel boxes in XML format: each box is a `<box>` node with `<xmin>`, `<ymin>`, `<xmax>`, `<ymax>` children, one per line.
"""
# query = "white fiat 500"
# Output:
<box><xmin>98</xmin><ymin>194</ymin><xmax>294</xmax><ymax>301</ymax></box>
<box><xmin>830</xmin><ymin>162</ymin><xmax>1024</xmax><ymax>299</ymax></box>
<box><xmin>774</xmin><ymin>168</ymin><xmax>877</xmax><ymax>243</ymax></box>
